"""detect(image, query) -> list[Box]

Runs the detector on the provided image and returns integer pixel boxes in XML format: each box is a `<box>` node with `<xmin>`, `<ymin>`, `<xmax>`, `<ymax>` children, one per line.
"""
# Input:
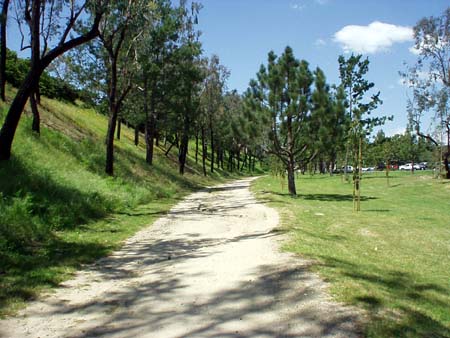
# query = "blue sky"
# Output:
<box><xmin>196</xmin><ymin>0</ymin><xmax>449</xmax><ymax>137</ymax></box>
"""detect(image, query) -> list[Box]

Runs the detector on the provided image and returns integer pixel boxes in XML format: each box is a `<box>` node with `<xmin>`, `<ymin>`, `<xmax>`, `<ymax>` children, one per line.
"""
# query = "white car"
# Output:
<box><xmin>341</xmin><ymin>165</ymin><xmax>353</xmax><ymax>172</ymax></box>
<box><xmin>399</xmin><ymin>163</ymin><xmax>413</xmax><ymax>170</ymax></box>
<box><xmin>399</xmin><ymin>163</ymin><xmax>423</xmax><ymax>170</ymax></box>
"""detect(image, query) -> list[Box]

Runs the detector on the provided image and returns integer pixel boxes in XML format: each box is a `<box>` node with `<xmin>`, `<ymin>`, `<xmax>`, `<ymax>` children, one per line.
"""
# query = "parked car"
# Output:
<box><xmin>376</xmin><ymin>163</ymin><xmax>386</xmax><ymax>170</ymax></box>
<box><xmin>399</xmin><ymin>163</ymin><xmax>413</xmax><ymax>170</ymax></box>
<box><xmin>416</xmin><ymin>163</ymin><xmax>426</xmax><ymax>170</ymax></box>
<box><xmin>341</xmin><ymin>165</ymin><xmax>354</xmax><ymax>172</ymax></box>
<box><xmin>399</xmin><ymin>163</ymin><xmax>425</xmax><ymax>170</ymax></box>
<box><xmin>362</xmin><ymin>167</ymin><xmax>375</xmax><ymax>172</ymax></box>
<box><xmin>418</xmin><ymin>162</ymin><xmax>428</xmax><ymax>170</ymax></box>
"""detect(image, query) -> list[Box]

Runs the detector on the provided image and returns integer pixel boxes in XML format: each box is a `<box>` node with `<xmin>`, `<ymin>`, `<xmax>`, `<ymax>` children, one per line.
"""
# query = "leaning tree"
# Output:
<box><xmin>0</xmin><ymin>0</ymin><xmax>107</xmax><ymax>160</ymax></box>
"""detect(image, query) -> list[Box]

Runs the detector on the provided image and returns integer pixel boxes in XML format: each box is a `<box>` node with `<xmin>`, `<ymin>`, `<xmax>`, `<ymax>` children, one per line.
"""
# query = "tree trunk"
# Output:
<box><xmin>237</xmin><ymin>148</ymin><xmax>240</xmax><ymax>171</ymax></box>
<box><xmin>0</xmin><ymin>8</ymin><xmax>102</xmax><ymax>160</ymax></box>
<box><xmin>216</xmin><ymin>145</ymin><xmax>220</xmax><ymax>169</ymax></box>
<box><xmin>356</xmin><ymin>136</ymin><xmax>362</xmax><ymax>211</ymax></box>
<box><xmin>228</xmin><ymin>151</ymin><xmax>233</xmax><ymax>172</ymax></box>
<box><xmin>165</xmin><ymin>142</ymin><xmax>174</xmax><ymax>156</ymax></box>
<box><xmin>0</xmin><ymin>69</ymin><xmax>40</xmax><ymax>159</ymax></box>
<box><xmin>145</xmin><ymin>116</ymin><xmax>155</xmax><ymax>165</ymax></box>
<box><xmin>144</xmin><ymin>78</ymin><xmax>156</xmax><ymax>165</ymax></box>
<box><xmin>241</xmin><ymin>149</ymin><xmax>247</xmax><ymax>171</ymax></box>
<box><xmin>105</xmin><ymin>105</ymin><xmax>118</xmax><ymax>176</ymax></box>
<box><xmin>287</xmin><ymin>160</ymin><xmax>296</xmax><ymax>195</ymax></box>
<box><xmin>210</xmin><ymin>127</ymin><xmax>214</xmax><ymax>173</ymax></box>
<box><xmin>116</xmin><ymin>118</ymin><xmax>121</xmax><ymax>140</ymax></box>
<box><xmin>178</xmin><ymin>107</ymin><xmax>190</xmax><ymax>175</ymax></box>
<box><xmin>0</xmin><ymin>0</ymin><xmax>9</xmax><ymax>102</ymax></box>
<box><xmin>201</xmin><ymin>126</ymin><xmax>207</xmax><ymax>176</ymax></box>
<box><xmin>179</xmin><ymin>131</ymin><xmax>189</xmax><ymax>175</ymax></box>
<box><xmin>195</xmin><ymin>130</ymin><xmax>199</xmax><ymax>163</ymax></box>
<box><xmin>30</xmin><ymin>91</ymin><xmax>40</xmax><ymax>134</ymax></box>
<box><xmin>134</xmin><ymin>124</ymin><xmax>139</xmax><ymax>146</ymax></box>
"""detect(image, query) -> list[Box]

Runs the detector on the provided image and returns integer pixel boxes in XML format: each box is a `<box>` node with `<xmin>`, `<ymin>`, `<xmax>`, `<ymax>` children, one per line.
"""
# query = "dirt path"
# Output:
<box><xmin>1</xmin><ymin>178</ymin><xmax>361</xmax><ymax>338</ymax></box>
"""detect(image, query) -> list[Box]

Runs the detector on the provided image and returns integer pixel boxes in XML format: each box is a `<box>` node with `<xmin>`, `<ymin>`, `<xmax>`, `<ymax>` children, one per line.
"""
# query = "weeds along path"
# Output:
<box><xmin>0</xmin><ymin>178</ymin><xmax>361</xmax><ymax>338</ymax></box>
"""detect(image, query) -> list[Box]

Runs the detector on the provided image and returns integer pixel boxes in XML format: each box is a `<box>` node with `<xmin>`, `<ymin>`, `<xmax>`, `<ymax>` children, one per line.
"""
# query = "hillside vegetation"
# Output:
<box><xmin>0</xmin><ymin>85</ymin><xmax>247</xmax><ymax>317</ymax></box>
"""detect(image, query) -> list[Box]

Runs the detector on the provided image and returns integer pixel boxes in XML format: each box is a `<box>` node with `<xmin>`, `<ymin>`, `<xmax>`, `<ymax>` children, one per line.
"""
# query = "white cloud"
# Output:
<box><xmin>290</xmin><ymin>3</ymin><xmax>305</xmax><ymax>11</ymax></box>
<box><xmin>314</xmin><ymin>38</ymin><xmax>327</xmax><ymax>46</ymax></box>
<box><xmin>314</xmin><ymin>0</ymin><xmax>329</xmax><ymax>5</ymax></box>
<box><xmin>334</xmin><ymin>21</ymin><xmax>413</xmax><ymax>54</ymax></box>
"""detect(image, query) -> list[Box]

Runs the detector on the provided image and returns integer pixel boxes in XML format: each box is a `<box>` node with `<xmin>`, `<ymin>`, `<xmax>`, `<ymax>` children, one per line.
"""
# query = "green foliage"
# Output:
<box><xmin>5</xmin><ymin>49</ymin><xmax>79</xmax><ymax>103</ymax></box>
<box><xmin>253</xmin><ymin>173</ymin><xmax>450</xmax><ymax>337</ymax></box>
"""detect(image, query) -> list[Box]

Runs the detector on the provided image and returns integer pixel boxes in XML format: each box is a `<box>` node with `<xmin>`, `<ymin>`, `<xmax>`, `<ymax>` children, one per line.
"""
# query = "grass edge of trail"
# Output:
<box><xmin>0</xmin><ymin>89</ymin><xmax>260</xmax><ymax>317</ymax></box>
<box><xmin>251</xmin><ymin>173</ymin><xmax>450</xmax><ymax>338</ymax></box>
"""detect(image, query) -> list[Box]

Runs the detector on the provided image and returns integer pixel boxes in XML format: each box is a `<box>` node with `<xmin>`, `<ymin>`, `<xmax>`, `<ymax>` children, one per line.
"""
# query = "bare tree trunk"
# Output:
<box><xmin>134</xmin><ymin>124</ymin><xmax>139</xmax><ymax>146</ymax></box>
<box><xmin>201</xmin><ymin>126</ymin><xmax>207</xmax><ymax>176</ymax></box>
<box><xmin>179</xmin><ymin>128</ymin><xmax>189</xmax><ymax>175</ymax></box>
<box><xmin>356</xmin><ymin>136</ymin><xmax>362</xmax><ymax>211</ymax></box>
<box><xmin>116</xmin><ymin>118</ymin><xmax>121</xmax><ymax>140</ymax></box>
<box><xmin>237</xmin><ymin>148</ymin><xmax>240</xmax><ymax>171</ymax></box>
<box><xmin>144</xmin><ymin>78</ymin><xmax>156</xmax><ymax>165</ymax></box>
<box><xmin>287</xmin><ymin>158</ymin><xmax>296</xmax><ymax>196</ymax></box>
<box><xmin>210</xmin><ymin>127</ymin><xmax>214</xmax><ymax>173</ymax></box>
<box><xmin>165</xmin><ymin>142</ymin><xmax>174</xmax><ymax>156</ymax></box>
<box><xmin>241</xmin><ymin>148</ymin><xmax>247</xmax><ymax>171</ymax></box>
<box><xmin>105</xmin><ymin>105</ymin><xmax>118</xmax><ymax>176</ymax></box>
<box><xmin>195</xmin><ymin>130</ymin><xmax>199</xmax><ymax>163</ymax></box>
<box><xmin>30</xmin><ymin>92</ymin><xmax>40</xmax><ymax>134</ymax></box>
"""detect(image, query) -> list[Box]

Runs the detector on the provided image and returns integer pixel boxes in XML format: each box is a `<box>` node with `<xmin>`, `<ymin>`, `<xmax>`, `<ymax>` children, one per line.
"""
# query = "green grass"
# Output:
<box><xmin>252</xmin><ymin>172</ymin><xmax>450</xmax><ymax>337</ymax></box>
<box><xmin>0</xmin><ymin>86</ymin><xmax>255</xmax><ymax>317</ymax></box>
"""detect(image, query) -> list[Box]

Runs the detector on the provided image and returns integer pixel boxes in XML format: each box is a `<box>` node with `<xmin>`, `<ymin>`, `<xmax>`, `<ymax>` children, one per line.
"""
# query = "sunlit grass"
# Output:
<box><xmin>252</xmin><ymin>171</ymin><xmax>450</xmax><ymax>337</ymax></box>
<box><xmin>0</xmin><ymin>87</ymin><xmax>252</xmax><ymax>317</ymax></box>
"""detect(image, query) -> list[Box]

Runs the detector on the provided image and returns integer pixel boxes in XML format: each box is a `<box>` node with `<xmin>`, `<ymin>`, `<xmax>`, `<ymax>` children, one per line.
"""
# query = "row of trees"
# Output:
<box><xmin>1</xmin><ymin>1</ymin><xmax>445</xmax><ymax>205</ymax></box>
<box><xmin>0</xmin><ymin>0</ymin><xmax>264</xmax><ymax>177</ymax></box>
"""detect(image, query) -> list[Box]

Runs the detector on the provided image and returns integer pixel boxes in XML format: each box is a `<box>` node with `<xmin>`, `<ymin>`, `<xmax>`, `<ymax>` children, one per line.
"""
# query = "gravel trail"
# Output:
<box><xmin>0</xmin><ymin>178</ymin><xmax>361</xmax><ymax>338</ymax></box>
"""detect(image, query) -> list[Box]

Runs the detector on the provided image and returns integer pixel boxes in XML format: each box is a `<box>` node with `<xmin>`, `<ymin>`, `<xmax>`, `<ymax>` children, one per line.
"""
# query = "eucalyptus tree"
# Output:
<box><xmin>248</xmin><ymin>46</ymin><xmax>314</xmax><ymax>195</ymax></box>
<box><xmin>168</xmin><ymin>0</ymin><xmax>203</xmax><ymax>175</ymax></box>
<box><xmin>338</xmin><ymin>54</ymin><xmax>382</xmax><ymax>211</ymax></box>
<box><xmin>199</xmin><ymin>54</ymin><xmax>229</xmax><ymax>173</ymax></box>
<box><xmin>0</xmin><ymin>0</ymin><xmax>107</xmax><ymax>160</ymax></box>
<box><xmin>98</xmin><ymin>0</ymin><xmax>151</xmax><ymax>175</ymax></box>
<box><xmin>402</xmin><ymin>7</ymin><xmax>449</xmax><ymax>178</ymax></box>
<box><xmin>135</xmin><ymin>0</ymin><xmax>180</xmax><ymax>165</ymax></box>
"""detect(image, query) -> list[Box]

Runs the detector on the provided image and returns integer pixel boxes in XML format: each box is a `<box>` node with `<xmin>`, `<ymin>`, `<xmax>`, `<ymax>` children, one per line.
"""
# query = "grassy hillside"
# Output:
<box><xmin>252</xmin><ymin>172</ymin><xmax>450</xmax><ymax>337</ymax></box>
<box><xmin>0</xmin><ymin>85</ymin><xmax>249</xmax><ymax>317</ymax></box>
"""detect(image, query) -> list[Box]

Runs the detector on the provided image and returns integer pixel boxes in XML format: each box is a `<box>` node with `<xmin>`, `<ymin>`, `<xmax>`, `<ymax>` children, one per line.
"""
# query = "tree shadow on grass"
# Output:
<box><xmin>0</xmin><ymin>157</ymin><xmax>114</xmax><ymax>231</ymax></box>
<box><xmin>0</xmin><ymin>157</ymin><xmax>131</xmax><ymax>316</ymax></box>
<box><xmin>269</xmin><ymin>191</ymin><xmax>377</xmax><ymax>202</ymax></box>
<box><xmin>0</xmin><ymin>238</ymin><xmax>112</xmax><ymax>317</ymax></box>
<box><xmin>316</xmin><ymin>256</ymin><xmax>450</xmax><ymax>337</ymax></box>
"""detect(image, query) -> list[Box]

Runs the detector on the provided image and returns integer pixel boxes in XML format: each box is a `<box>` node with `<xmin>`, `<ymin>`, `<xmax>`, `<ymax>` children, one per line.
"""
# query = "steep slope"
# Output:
<box><xmin>0</xmin><ymin>85</ymin><xmax>242</xmax><ymax>316</ymax></box>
